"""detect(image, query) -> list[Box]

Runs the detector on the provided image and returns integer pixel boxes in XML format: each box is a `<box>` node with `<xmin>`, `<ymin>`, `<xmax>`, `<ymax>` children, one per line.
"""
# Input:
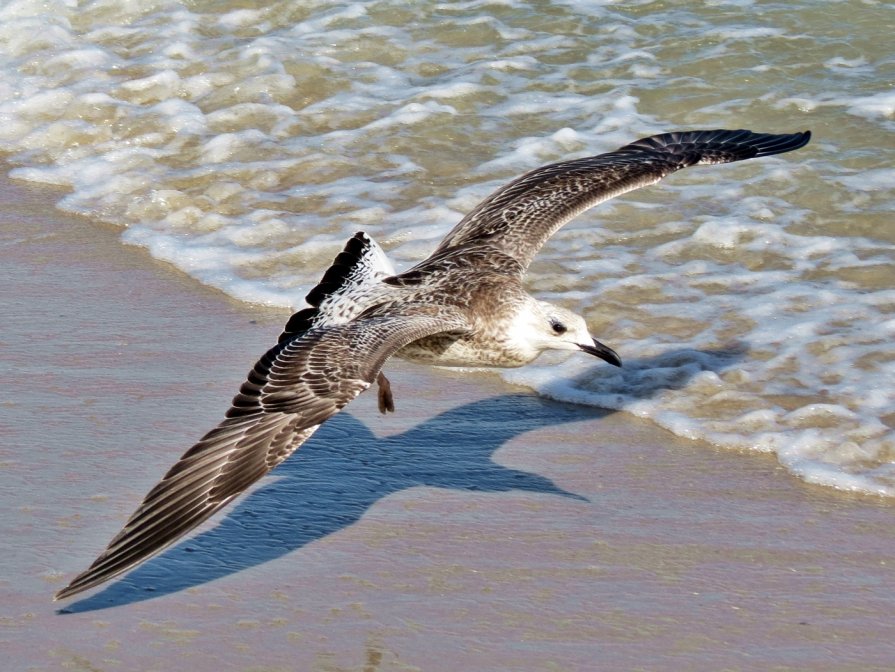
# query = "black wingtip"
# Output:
<box><xmin>620</xmin><ymin>128</ymin><xmax>812</xmax><ymax>165</ymax></box>
<box><xmin>749</xmin><ymin>129</ymin><xmax>811</xmax><ymax>157</ymax></box>
<box><xmin>54</xmin><ymin>581</ymin><xmax>85</xmax><ymax>602</ymax></box>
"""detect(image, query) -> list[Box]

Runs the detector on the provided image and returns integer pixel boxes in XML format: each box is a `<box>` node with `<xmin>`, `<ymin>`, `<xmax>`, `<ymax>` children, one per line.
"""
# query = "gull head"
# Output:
<box><xmin>522</xmin><ymin>300</ymin><xmax>622</xmax><ymax>367</ymax></box>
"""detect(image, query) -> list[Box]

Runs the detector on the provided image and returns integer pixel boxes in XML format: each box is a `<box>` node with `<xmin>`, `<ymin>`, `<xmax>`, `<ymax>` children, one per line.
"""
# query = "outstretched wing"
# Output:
<box><xmin>431</xmin><ymin>129</ymin><xmax>811</xmax><ymax>272</ymax></box>
<box><xmin>55</xmin><ymin>307</ymin><xmax>469</xmax><ymax>601</ymax></box>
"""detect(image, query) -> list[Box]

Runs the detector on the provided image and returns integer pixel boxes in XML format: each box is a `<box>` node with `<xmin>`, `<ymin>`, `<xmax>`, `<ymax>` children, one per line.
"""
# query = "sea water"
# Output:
<box><xmin>1</xmin><ymin>0</ymin><xmax>892</xmax><ymax>495</ymax></box>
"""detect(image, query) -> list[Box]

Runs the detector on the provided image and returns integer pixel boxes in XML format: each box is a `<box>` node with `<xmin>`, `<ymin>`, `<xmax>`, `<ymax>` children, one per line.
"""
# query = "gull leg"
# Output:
<box><xmin>377</xmin><ymin>371</ymin><xmax>395</xmax><ymax>414</ymax></box>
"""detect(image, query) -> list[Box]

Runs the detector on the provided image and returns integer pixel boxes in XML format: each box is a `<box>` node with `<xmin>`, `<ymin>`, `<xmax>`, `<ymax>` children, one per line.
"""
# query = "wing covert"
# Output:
<box><xmin>431</xmin><ymin>129</ymin><xmax>810</xmax><ymax>272</ymax></box>
<box><xmin>55</xmin><ymin>306</ymin><xmax>469</xmax><ymax>601</ymax></box>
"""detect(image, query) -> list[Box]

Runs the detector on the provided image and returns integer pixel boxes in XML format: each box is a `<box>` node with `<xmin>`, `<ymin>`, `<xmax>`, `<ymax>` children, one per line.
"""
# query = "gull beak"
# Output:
<box><xmin>578</xmin><ymin>338</ymin><xmax>622</xmax><ymax>367</ymax></box>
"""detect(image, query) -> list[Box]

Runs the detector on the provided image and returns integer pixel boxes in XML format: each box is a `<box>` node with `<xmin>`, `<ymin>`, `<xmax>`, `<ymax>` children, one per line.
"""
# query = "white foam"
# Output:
<box><xmin>217</xmin><ymin>8</ymin><xmax>266</xmax><ymax>29</ymax></box>
<box><xmin>709</xmin><ymin>27</ymin><xmax>786</xmax><ymax>39</ymax></box>
<box><xmin>835</xmin><ymin>168</ymin><xmax>895</xmax><ymax>192</ymax></box>
<box><xmin>776</xmin><ymin>91</ymin><xmax>895</xmax><ymax>121</ymax></box>
<box><xmin>824</xmin><ymin>56</ymin><xmax>868</xmax><ymax>70</ymax></box>
<box><xmin>0</xmin><ymin>0</ymin><xmax>893</xmax><ymax>496</ymax></box>
<box><xmin>845</xmin><ymin>92</ymin><xmax>895</xmax><ymax>120</ymax></box>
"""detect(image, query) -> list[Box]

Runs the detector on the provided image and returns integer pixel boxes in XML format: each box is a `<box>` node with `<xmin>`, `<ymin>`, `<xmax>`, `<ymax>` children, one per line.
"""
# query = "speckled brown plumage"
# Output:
<box><xmin>55</xmin><ymin>128</ymin><xmax>810</xmax><ymax>601</ymax></box>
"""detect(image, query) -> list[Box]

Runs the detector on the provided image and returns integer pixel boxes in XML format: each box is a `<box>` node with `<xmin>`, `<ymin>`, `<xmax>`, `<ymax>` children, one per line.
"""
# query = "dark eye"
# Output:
<box><xmin>551</xmin><ymin>320</ymin><xmax>567</xmax><ymax>335</ymax></box>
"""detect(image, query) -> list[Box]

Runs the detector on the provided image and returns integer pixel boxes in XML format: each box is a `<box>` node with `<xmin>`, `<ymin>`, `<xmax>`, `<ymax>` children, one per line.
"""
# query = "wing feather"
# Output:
<box><xmin>431</xmin><ymin>129</ymin><xmax>810</xmax><ymax>272</ymax></box>
<box><xmin>55</xmin><ymin>307</ymin><xmax>469</xmax><ymax>601</ymax></box>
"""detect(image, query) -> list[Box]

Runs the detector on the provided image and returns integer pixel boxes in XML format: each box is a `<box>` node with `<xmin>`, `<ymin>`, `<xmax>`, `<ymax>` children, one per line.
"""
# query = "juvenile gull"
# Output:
<box><xmin>54</xmin><ymin>128</ymin><xmax>811</xmax><ymax>600</ymax></box>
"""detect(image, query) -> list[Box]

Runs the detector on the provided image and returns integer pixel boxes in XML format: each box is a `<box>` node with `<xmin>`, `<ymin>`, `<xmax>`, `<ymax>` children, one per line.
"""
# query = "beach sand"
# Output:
<box><xmin>2</xmin><ymin>173</ymin><xmax>894</xmax><ymax>671</ymax></box>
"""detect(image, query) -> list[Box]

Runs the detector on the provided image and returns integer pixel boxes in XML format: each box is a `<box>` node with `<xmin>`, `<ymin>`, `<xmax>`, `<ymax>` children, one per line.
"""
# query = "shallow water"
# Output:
<box><xmin>5</xmin><ymin>174</ymin><xmax>895</xmax><ymax>671</ymax></box>
<box><xmin>1</xmin><ymin>0</ymin><xmax>893</xmax><ymax>494</ymax></box>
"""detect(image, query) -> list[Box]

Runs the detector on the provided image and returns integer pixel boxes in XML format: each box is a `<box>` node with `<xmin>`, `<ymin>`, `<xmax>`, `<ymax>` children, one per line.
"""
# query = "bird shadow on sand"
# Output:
<box><xmin>59</xmin><ymin>345</ymin><xmax>745</xmax><ymax>613</ymax></box>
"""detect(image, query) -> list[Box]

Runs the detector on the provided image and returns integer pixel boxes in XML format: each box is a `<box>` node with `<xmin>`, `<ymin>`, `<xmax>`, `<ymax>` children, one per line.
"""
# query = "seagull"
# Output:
<box><xmin>54</xmin><ymin>128</ymin><xmax>811</xmax><ymax>600</ymax></box>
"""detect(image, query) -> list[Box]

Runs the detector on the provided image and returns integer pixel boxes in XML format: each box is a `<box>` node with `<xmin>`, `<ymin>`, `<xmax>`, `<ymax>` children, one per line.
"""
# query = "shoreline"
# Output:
<box><xmin>2</xmin><ymin>173</ymin><xmax>894</xmax><ymax>670</ymax></box>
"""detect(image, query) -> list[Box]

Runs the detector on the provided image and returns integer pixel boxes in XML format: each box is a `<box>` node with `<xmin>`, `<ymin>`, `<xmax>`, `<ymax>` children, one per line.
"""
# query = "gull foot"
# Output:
<box><xmin>377</xmin><ymin>371</ymin><xmax>395</xmax><ymax>414</ymax></box>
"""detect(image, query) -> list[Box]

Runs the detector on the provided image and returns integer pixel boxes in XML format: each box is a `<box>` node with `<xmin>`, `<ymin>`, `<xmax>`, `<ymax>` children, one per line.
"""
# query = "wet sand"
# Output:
<box><xmin>2</xmin><ymin>173</ymin><xmax>894</xmax><ymax>671</ymax></box>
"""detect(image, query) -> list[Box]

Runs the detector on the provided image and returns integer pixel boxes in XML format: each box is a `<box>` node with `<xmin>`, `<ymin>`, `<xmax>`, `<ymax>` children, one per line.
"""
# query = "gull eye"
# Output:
<box><xmin>550</xmin><ymin>320</ymin><xmax>567</xmax><ymax>335</ymax></box>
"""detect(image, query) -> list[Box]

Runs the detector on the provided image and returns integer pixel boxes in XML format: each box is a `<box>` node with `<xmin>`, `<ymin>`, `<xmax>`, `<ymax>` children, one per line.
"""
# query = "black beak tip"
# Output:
<box><xmin>579</xmin><ymin>340</ymin><xmax>622</xmax><ymax>367</ymax></box>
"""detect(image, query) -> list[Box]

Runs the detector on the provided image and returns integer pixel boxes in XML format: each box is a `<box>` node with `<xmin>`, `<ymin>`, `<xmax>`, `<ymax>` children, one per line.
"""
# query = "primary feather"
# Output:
<box><xmin>55</xmin><ymin>128</ymin><xmax>810</xmax><ymax>600</ymax></box>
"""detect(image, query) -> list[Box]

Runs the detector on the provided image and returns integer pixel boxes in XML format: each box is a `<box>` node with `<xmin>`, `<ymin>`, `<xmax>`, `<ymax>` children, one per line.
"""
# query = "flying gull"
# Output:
<box><xmin>54</xmin><ymin>128</ymin><xmax>811</xmax><ymax>600</ymax></box>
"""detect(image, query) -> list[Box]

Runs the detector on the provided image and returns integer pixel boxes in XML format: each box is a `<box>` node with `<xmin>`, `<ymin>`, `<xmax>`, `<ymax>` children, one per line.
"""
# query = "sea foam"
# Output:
<box><xmin>0</xmin><ymin>0</ymin><xmax>893</xmax><ymax>495</ymax></box>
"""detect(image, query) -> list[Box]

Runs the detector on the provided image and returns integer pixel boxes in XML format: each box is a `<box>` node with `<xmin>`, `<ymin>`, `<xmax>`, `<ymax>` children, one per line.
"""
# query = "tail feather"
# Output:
<box><xmin>279</xmin><ymin>232</ymin><xmax>394</xmax><ymax>343</ymax></box>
